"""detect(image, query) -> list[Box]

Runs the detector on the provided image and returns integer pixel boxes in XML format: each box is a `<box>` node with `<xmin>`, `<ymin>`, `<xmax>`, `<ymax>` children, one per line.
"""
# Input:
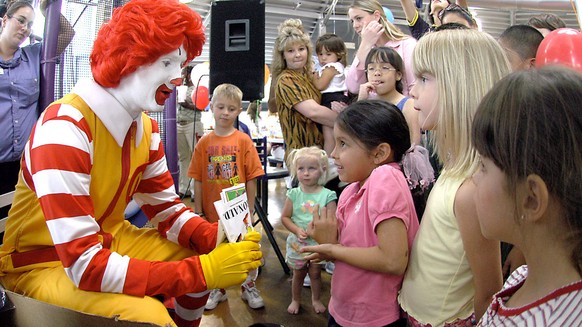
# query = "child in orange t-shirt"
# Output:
<box><xmin>187</xmin><ymin>83</ymin><xmax>265</xmax><ymax>310</ymax></box>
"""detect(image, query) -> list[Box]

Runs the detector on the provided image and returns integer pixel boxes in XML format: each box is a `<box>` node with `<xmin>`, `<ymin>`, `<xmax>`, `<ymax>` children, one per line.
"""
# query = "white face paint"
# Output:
<box><xmin>110</xmin><ymin>46</ymin><xmax>186</xmax><ymax>118</ymax></box>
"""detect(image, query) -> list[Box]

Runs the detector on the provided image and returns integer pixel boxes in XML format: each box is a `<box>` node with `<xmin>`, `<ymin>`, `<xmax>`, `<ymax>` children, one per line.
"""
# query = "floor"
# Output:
<box><xmin>183</xmin><ymin>178</ymin><xmax>332</xmax><ymax>327</ymax></box>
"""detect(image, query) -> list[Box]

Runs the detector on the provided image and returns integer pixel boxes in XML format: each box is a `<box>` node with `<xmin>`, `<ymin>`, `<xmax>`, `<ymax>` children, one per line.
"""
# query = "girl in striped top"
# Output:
<box><xmin>473</xmin><ymin>67</ymin><xmax>582</xmax><ymax>326</ymax></box>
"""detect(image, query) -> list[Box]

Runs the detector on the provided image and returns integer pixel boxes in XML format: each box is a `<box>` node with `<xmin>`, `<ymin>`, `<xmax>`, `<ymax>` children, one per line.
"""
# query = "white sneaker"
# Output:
<box><xmin>205</xmin><ymin>289</ymin><xmax>227</xmax><ymax>310</ymax></box>
<box><xmin>241</xmin><ymin>285</ymin><xmax>265</xmax><ymax>309</ymax></box>
<box><xmin>303</xmin><ymin>275</ymin><xmax>311</xmax><ymax>287</ymax></box>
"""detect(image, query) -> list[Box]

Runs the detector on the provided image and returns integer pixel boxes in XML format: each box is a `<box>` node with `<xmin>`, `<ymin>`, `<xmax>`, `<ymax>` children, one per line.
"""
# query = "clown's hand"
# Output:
<box><xmin>199</xmin><ymin>231</ymin><xmax>262</xmax><ymax>290</ymax></box>
<box><xmin>243</xmin><ymin>230</ymin><xmax>261</xmax><ymax>243</ymax></box>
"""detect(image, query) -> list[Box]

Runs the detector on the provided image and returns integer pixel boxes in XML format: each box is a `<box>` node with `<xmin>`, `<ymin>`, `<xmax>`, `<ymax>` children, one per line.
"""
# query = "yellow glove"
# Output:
<box><xmin>199</xmin><ymin>231</ymin><xmax>262</xmax><ymax>290</ymax></box>
<box><xmin>243</xmin><ymin>230</ymin><xmax>261</xmax><ymax>242</ymax></box>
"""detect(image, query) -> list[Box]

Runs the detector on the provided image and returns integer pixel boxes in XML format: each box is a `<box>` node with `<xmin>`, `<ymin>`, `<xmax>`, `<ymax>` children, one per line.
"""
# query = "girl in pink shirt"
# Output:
<box><xmin>303</xmin><ymin>100</ymin><xmax>434</xmax><ymax>327</ymax></box>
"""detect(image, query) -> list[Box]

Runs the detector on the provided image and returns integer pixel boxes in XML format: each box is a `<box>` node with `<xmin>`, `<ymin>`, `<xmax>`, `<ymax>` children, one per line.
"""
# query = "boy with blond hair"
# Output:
<box><xmin>187</xmin><ymin>83</ymin><xmax>265</xmax><ymax>310</ymax></box>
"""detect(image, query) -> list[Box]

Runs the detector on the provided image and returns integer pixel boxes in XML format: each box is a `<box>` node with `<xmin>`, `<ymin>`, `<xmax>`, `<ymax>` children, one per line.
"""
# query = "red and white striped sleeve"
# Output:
<box><xmin>133</xmin><ymin>117</ymin><xmax>217</xmax><ymax>255</ymax></box>
<box><xmin>23</xmin><ymin>104</ymin><xmax>214</xmax><ymax>297</ymax></box>
<box><xmin>24</xmin><ymin>103</ymin><xmax>106</xmax><ymax>290</ymax></box>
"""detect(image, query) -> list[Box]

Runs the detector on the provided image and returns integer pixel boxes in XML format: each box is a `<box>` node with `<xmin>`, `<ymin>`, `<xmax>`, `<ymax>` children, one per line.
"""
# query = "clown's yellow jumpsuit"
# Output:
<box><xmin>0</xmin><ymin>79</ymin><xmax>218</xmax><ymax>326</ymax></box>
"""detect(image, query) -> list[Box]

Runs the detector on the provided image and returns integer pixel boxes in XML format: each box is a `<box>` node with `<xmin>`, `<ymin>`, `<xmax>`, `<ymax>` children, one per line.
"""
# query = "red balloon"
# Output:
<box><xmin>536</xmin><ymin>28</ymin><xmax>582</xmax><ymax>73</ymax></box>
<box><xmin>191</xmin><ymin>86</ymin><xmax>209</xmax><ymax>110</ymax></box>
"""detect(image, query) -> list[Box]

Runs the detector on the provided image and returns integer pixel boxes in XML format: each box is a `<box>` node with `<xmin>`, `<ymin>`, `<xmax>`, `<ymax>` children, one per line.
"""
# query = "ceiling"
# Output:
<box><xmin>186</xmin><ymin>0</ymin><xmax>579</xmax><ymax>65</ymax></box>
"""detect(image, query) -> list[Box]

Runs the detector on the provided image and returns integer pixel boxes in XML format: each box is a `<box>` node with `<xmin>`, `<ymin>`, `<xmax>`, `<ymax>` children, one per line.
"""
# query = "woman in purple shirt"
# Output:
<box><xmin>0</xmin><ymin>0</ymin><xmax>73</xmax><ymax>200</ymax></box>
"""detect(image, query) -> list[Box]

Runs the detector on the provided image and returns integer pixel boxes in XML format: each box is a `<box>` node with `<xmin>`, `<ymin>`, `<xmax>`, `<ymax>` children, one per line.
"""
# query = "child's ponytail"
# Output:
<box><xmin>336</xmin><ymin>100</ymin><xmax>435</xmax><ymax>211</ymax></box>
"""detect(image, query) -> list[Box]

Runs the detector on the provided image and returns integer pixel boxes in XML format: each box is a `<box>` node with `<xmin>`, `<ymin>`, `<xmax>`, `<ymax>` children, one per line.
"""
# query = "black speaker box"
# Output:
<box><xmin>210</xmin><ymin>0</ymin><xmax>265</xmax><ymax>101</ymax></box>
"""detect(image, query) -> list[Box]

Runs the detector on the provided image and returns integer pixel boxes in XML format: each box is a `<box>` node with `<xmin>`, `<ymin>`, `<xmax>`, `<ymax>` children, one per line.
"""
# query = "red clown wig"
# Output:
<box><xmin>90</xmin><ymin>0</ymin><xmax>205</xmax><ymax>88</ymax></box>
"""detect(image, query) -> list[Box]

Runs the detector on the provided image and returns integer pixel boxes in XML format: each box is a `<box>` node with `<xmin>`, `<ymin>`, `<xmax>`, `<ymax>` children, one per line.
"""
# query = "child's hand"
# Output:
<box><xmin>330</xmin><ymin>101</ymin><xmax>348</xmax><ymax>113</ymax></box>
<box><xmin>358</xmin><ymin>82</ymin><xmax>376</xmax><ymax>101</ymax></box>
<box><xmin>296</xmin><ymin>229</ymin><xmax>308</xmax><ymax>240</ymax></box>
<box><xmin>302</xmin><ymin>243</ymin><xmax>336</xmax><ymax>262</ymax></box>
<box><xmin>307</xmin><ymin>205</ymin><xmax>338</xmax><ymax>244</ymax></box>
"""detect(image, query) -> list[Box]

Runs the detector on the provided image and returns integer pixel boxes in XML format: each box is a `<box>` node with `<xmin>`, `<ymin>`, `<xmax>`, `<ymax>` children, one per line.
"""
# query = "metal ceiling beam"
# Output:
<box><xmin>265</xmin><ymin>5</ymin><xmax>321</xmax><ymax>19</ymax></box>
<box><xmin>322</xmin><ymin>0</ymin><xmax>339</xmax><ymax>25</ymax></box>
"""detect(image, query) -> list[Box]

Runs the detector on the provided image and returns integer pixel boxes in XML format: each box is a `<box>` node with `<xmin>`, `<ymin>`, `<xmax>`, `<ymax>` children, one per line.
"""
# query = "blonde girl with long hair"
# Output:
<box><xmin>398</xmin><ymin>29</ymin><xmax>511</xmax><ymax>326</ymax></box>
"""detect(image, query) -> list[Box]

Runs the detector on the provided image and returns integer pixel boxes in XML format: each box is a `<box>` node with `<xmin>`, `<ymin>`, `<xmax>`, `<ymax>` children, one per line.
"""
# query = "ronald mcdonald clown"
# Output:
<box><xmin>0</xmin><ymin>0</ymin><xmax>262</xmax><ymax>326</ymax></box>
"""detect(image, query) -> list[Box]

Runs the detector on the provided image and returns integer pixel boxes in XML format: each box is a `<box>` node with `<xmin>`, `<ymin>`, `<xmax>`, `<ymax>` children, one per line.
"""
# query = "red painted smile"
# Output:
<box><xmin>155</xmin><ymin>84</ymin><xmax>172</xmax><ymax>105</ymax></box>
